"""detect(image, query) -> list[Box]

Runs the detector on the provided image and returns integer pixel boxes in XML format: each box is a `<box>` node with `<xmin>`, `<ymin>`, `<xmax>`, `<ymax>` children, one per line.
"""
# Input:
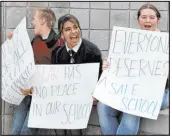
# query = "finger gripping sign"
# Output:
<box><xmin>28</xmin><ymin>63</ymin><xmax>99</xmax><ymax>129</ymax></box>
<box><xmin>93</xmin><ymin>26</ymin><xmax>169</xmax><ymax>120</ymax></box>
<box><xmin>1</xmin><ymin>17</ymin><xmax>36</xmax><ymax>105</ymax></box>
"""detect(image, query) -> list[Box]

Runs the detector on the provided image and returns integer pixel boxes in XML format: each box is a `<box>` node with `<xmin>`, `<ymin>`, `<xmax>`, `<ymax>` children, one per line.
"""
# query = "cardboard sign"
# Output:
<box><xmin>1</xmin><ymin>17</ymin><xmax>36</xmax><ymax>105</ymax></box>
<box><xmin>28</xmin><ymin>63</ymin><xmax>99</xmax><ymax>129</ymax></box>
<box><xmin>93</xmin><ymin>26</ymin><xmax>169</xmax><ymax>119</ymax></box>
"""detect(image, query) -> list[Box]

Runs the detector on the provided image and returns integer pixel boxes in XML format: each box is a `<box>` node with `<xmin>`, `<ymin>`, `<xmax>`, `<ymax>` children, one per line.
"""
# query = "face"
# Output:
<box><xmin>138</xmin><ymin>9</ymin><xmax>160</xmax><ymax>31</ymax></box>
<box><xmin>32</xmin><ymin>10</ymin><xmax>42</xmax><ymax>36</ymax></box>
<box><xmin>61</xmin><ymin>21</ymin><xmax>81</xmax><ymax>48</ymax></box>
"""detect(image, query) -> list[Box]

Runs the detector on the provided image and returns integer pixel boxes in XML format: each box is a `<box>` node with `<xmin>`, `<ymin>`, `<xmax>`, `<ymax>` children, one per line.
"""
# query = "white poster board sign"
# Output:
<box><xmin>93</xmin><ymin>26</ymin><xmax>169</xmax><ymax>119</ymax></box>
<box><xmin>1</xmin><ymin>17</ymin><xmax>36</xmax><ymax>105</ymax></box>
<box><xmin>28</xmin><ymin>63</ymin><xmax>99</xmax><ymax>129</ymax></box>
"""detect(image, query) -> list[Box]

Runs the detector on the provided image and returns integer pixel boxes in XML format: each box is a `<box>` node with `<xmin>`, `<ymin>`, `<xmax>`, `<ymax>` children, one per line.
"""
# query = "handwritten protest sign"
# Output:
<box><xmin>28</xmin><ymin>63</ymin><xmax>99</xmax><ymax>129</ymax></box>
<box><xmin>93</xmin><ymin>26</ymin><xmax>169</xmax><ymax>119</ymax></box>
<box><xmin>1</xmin><ymin>17</ymin><xmax>36</xmax><ymax>105</ymax></box>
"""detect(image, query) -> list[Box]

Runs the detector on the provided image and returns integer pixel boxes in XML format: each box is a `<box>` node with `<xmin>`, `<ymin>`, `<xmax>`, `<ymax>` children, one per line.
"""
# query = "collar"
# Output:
<box><xmin>42</xmin><ymin>31</ymin><xmax>50</xmax><ymax>40</ymax></box>
<box><xmin>65</xmin><ymin>38</ymin><xmax>82</xmax><ymax>53</ymax></box>
<box><xmin>45</xmin><ymin>29</ymin><xmax>61</xmax><ymax>48</ymax></box>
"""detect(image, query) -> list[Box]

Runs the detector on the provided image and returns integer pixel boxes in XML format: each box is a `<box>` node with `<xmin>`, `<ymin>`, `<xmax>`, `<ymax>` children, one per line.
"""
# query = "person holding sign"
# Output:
<box><xmin>8</xmin><ymin>8</ymin><xmax>64</xmax><ymax>135</ymax></box>
<box><xmin>51</xmin><ymin>14</ymin><xmax>103</xmax><ymax>135</ymax></box>
<box><xmin>97</xmin><ymin>4</ymin><xmax>169</xmax><ymax>135</ymax></box>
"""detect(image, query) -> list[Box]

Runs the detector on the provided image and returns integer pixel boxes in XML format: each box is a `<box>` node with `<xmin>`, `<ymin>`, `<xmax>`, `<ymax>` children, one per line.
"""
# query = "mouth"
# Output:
<box><xmin>144</xmin><ymin>25</ymin><xmax>152</xmax><ymax>29</ymax></box>
<box><xmin>32</xmin><ymin>24</ymin><xmax>36</xmax><ymax>29</ymax></box>
<box><xmin>70</xmin><ymin>36</ymin><xmax>78</xmax><ymax>41</ymax></box>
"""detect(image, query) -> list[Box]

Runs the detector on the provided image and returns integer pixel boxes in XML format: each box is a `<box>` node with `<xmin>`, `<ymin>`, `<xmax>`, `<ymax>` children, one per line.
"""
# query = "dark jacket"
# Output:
<box><xmin>31</xmin><ymin>29</ymin><xmax>64</xmax><ymax>64</ymax></box>
<box><xmin>51</xmin><ymin>38</ymin><xmax>103</xmax><ymax>78</ymax></box>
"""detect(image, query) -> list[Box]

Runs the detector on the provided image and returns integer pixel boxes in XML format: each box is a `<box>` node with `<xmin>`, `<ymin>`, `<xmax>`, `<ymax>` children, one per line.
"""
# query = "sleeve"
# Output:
<box><xmin>87</xmin><ymin>49</ymin><xmax>103</xmax><ymax>79</ymax></box>
<box><xmin>92</xmin><ymin>53</ymin><xmax>103</xmax><ymax>79</ymax></box>
<box><xmin>51</xmin><ymin>47</ymin><xmax>58</xmax><ymax>64</ymax></box>
<box><xmin>51</xmin><ymin>46</ymin><xmax>62</xmax><ymax>64</ymax></box>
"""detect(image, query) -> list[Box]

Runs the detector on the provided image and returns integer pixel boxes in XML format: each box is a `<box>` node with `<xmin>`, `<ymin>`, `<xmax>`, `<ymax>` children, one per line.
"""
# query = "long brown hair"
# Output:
<box><xmin>58</xmin><ymin>14</ymin><xmax>81</xmax><ymax>34</ymax></box>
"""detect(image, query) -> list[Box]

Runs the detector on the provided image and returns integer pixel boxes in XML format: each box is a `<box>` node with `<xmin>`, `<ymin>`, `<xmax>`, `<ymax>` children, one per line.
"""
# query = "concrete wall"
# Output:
<box><xmin>1</xmin><ymin>1</ymin><xmax>169</xmax><ymax>135</ymax></box>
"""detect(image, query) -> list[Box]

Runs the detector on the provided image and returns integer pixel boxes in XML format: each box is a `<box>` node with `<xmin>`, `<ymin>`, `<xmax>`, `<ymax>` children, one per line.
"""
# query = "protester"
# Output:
<box><xmin>51</xmin><ymin>14</ymin><xmax>103</xmax><ymax>135</ymax></box>
<box><xmin>8</xmin><ymin>8</ymin><xmax>64</xmax><ymax>135</ymax></box>
<box><xmin>97</xmin><ymin>3</ymin><xmax>169</xmax><ymax>135</ymax></box>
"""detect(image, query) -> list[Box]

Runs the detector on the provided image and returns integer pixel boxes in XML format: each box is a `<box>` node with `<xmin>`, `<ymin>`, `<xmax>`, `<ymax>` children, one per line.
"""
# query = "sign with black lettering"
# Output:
<box><xmin>93</xmin><ymin>26</ymin><xmax>169</xmax><ymax>119</ymax></box>
<box><xmin>28</xmin><ymin>64</ymin><xmax>99</xmax><ymax>129</ymax></box>
<box><xmin>1</xmin><ymin>17</ymin><xmax>36</xmax><ymax>105</ymax></box>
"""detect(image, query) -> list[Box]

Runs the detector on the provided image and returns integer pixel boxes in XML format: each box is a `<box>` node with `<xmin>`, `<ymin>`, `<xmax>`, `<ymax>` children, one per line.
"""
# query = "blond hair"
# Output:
<box><xmin>35</xmin><ymin>8</ymin><xmax>56</xmax><ymax>28</ymax></box>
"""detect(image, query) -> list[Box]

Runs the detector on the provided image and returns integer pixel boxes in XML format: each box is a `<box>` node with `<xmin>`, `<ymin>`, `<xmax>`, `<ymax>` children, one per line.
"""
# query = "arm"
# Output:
<box><xmin>91</xmin><ymin>54</ymin><xmax>103</xmax><ymax>79</ymax></box>
<box><xmin>90</xmin><ymin>54</ymin><xmax>110</xmax><ymax>79</ymax></box>
<box><xmin>89</xmin><ymin>53</ymin><xmax>102</xmax><ymax>105</ymax></box>
<box><xmin>51</xmin><ymin>47</ymin><xmax>60</xmax><ymax>64</ymax></box>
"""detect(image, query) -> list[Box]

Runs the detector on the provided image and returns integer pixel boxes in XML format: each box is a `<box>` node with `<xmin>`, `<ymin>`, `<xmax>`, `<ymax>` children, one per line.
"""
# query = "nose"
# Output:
<box><xmin>146</xmin><ymin>17</ymin><xmax>150</xmax><ymax>22</ymax></box>
<box><xmin>71</xmin><ymin>28</ymin><xmax>76</xmax><ymax>33</ymax></box>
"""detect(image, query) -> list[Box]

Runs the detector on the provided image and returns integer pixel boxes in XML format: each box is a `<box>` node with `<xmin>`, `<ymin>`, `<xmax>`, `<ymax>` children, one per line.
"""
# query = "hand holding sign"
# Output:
<box><xmin>102</xmin><ymin>58</ymin><xmax>110</xmax><ymax>71</ymax></box>
<box><xmin>20</xmin><ymin>87</ymin><xmax>34</xmax><ymax>96</ymax></box>
<box><xmin>8</xmin><ymin>32</ymin><xmax>13</xmax><ymax>40</ymax></box>
<box><xmin>1</xmin><ymin>17</ymin><xmax>36</xmax><ymax>105</ymax></box>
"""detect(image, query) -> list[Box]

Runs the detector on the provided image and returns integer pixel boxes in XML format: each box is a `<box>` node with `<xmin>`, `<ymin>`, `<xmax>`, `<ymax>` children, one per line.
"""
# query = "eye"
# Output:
<box><xmin>73</xmin><ymin>25</ymin><xmax>78</xmax><ymax>29</ymax></box>
<box><xmin>150</xmin><ymin>16</ymin><xmax>156</xmax><ymax>20</ymax></box>
<box><xmin>141</xmin><ymin>16</ymin><xmax>146</xmax><ymax>19</ymax></box>
<box><xmin>65</xmin><ymin>28</ymin><xmax>70</xmax><ymax>31</ymax></box>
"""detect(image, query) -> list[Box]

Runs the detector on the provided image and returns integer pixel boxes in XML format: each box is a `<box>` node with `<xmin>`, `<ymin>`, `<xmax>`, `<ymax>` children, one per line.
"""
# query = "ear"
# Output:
<box><xmin>60</xmin><ymin>32</ymin><xmax>64</xmax><ymax>39</ymax></box>
<box><xmin>41</xmin><ymin>17</ymin><xmax>46</xmax><ymax>25</ymax></box>
<box><xmin>157</xmin><ymin>19</ymin><xmax>160</xmax><ymax>24</ymax></box>
<box><xmin>61</xmin><ymin>34</ymin><xmax>64</xmax><ymax>39</ymax></box>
